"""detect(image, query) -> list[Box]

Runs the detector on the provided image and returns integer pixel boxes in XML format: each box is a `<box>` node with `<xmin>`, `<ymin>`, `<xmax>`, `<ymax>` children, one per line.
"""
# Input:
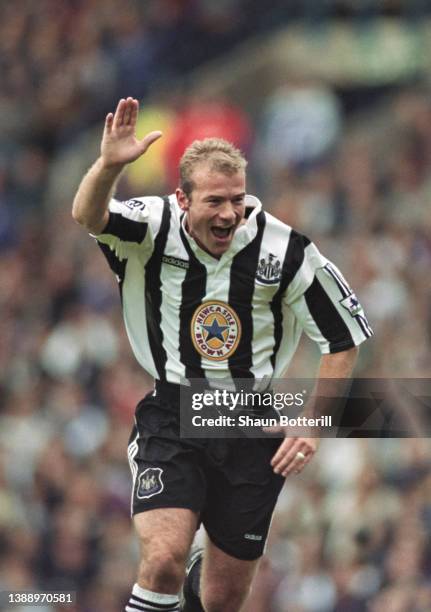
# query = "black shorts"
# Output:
<box><xmin>127</xmin><ymin>382</ymin><xmax>285</xmax><ymax>561</ymax></box>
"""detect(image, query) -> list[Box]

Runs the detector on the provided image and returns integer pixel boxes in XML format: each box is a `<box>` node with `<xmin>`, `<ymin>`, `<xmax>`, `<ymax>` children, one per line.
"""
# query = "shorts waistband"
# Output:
<box><xmin>154</xmin><ymin>380</ymin><xmax>274</xmax><ymax>410</ymax></box>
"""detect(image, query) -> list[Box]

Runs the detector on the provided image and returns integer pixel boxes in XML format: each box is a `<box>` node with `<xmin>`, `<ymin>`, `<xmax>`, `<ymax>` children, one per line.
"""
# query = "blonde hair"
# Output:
<box><xmin>179</xmin><ymin>138</ymin><xmax>247</xmax><ymax>197</ymax></box>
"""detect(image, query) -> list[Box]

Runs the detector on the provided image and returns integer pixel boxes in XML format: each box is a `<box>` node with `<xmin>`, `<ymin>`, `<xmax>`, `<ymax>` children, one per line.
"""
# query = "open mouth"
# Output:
<box><xmin>211</xmin><ymin>226</ymin><xmax>233</xmax><ymax>240</ymax></box>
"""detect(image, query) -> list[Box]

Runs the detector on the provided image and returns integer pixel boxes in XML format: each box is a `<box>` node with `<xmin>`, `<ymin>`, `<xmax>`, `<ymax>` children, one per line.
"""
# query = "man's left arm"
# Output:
<box><xmin>270</xmin><ymin>232</ymin><xmax>374</xmax><ymax>478</ymax></box>
<box><xmin>270</xmin><ymin>345</ymin><xmax>358</xmax><ymax>478</ymax></box>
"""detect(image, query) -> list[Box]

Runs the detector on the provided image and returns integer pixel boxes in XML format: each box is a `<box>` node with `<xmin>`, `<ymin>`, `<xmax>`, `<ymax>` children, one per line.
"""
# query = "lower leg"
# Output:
<box><xmin>181</xmin><ymin>549</ymin><xmax>204</xmax><ymax>612</ymax></box>
<box><xmin>126</xmin><ymin>508</ymin><xmax>198</xmax><ymax>612</ymax></box>
<box><xmin>200</xmin><ymin>539</ymin><xmax>259</xmax><ymax>612</ymax></box>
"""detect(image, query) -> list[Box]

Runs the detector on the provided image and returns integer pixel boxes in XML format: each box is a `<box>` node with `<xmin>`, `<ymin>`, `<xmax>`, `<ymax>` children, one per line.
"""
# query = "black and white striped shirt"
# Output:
<box><xmin>95</xmin><ymin>194</ymin><xmax>373</xmax><ymax>385</ymax></box>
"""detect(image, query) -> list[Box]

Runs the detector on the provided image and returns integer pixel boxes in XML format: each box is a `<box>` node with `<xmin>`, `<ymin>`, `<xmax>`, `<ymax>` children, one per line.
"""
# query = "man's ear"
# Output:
<box><xmin>176</xmin><ymin>188</ymin><xmax>190</xmax><ymax>211</ymax></box>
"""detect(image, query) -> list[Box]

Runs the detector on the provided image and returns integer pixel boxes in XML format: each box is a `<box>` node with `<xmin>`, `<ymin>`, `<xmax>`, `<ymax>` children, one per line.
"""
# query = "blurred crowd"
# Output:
<box><xmin>246</xmin><ymin>439</ymin><xmax>431</xmax><ymax>612</ymax></box>
<box><xmin>1</xmin><ymin>1</ymin><xmax>431</xmax><ymax>611</ymax></box>
<box><xmin>0</xmin><ymin>0</ymin><xmax>255</xmax><ymax>152</ymax></box>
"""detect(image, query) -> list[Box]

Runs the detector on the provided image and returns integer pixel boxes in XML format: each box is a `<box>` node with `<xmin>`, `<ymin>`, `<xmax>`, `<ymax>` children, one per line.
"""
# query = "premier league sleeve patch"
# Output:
<box><xmin>137</xmin><ymin>468</ymin><xmax>164</xmax><ymax>499</ymax></box>
<box><xmin>340</xmin><ymin>293</ymin><xmax>364</xmax><ymax>317</ymax></box>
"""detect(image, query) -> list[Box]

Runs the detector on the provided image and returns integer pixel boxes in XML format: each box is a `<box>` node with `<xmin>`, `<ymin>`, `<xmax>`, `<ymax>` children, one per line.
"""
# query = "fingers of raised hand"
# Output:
<box><xmin>123</xmin><ymin>97</ymin><xmax>136</xmax><ymax>125</ymax></box>
<box><xmin>104</xmin><ymin>112</ymin><xmax>114</xmax><ymax>134</ymax></box>
<box><xmin>112</xmin><ymin>98</ymin><xmax>125</xmax><ymax>128</ymax></box>
<box><xmin>113</xmin><ymin>97</ymin><xmax>139</xmax><ymax>129</ymax></box>
<box><xmin>102</xmin><ymin>98</ymin><xmax>161</xmax><ymax>165</ymax></box>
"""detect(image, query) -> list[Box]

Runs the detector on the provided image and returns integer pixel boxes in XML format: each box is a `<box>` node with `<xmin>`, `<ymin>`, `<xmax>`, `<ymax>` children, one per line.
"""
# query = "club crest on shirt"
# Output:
<box><xmin>191</xmin><ymin>301</ymin><xmax>241</xmax><ymax>361</ymax></box>
<box><xmin>256</xmin><ymin>253</ymin><xmax>282</xmax><ymax>285</ymax></box>
<box><xmin>137</xmin><ymin>468</ymin><xmax>164</xmax><ymax>499</ymax></box>
<box><xmin>340</xmin><ymin>293</ymin><xmax>363</xmax><ymax>317</ymax></box>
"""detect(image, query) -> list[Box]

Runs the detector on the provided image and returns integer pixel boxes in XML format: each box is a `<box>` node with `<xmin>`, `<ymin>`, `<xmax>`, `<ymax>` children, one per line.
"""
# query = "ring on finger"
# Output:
<box><xmin>295</xmin><ymin>451</ymin><xmax>306</xmax><ymax>461</ymax></box>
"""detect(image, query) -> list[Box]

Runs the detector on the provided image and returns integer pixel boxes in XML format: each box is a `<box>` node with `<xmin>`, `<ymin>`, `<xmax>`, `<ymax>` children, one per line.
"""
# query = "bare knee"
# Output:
<box><xmin>133</xmin><ymin>508</ymin><xmax>197</xmax><ymax>594</ymax></box>
<box><xmin>200</xmin><ymin>540</ymin><xmax>258</xmax><ymax>612</ymax></box>
<box><xmin>138</xmin><ymin>547</ymin><xmax>186</xmax><ymax>593</ymax></box>
<box><xmin>202</xmin><ymin>584</ymin><xmax>250</xmax><ymax>612</ymax></box>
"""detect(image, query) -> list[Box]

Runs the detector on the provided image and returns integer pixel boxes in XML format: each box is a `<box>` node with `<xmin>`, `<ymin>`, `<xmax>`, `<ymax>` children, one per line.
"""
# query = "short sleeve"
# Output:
<box><xmin>283</xmin><ymin>239</ymin><xmax>373</xmax><ymax>354</ymax></box>
<box><xmin>92</xmin><ymin>196</ymin><xmax>169</xmax><ymax>283</ymax></box>
<box><xmin>94</xmin><ymin>196</ymin><xmax>166</xmax><ymax>262</ymax></box>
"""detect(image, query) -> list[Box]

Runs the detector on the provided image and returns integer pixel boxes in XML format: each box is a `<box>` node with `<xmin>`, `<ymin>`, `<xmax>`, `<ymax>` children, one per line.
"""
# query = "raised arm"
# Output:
<box><xmin>72</xmin><ymin>97</ymin><xmax>162</xmax><ymax>234</ymax></box>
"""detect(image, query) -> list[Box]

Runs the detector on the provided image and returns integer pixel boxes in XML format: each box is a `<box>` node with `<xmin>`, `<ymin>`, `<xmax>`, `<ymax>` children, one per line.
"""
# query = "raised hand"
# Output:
<box><xmin>101</xmin><ymin>97</ymin><xmax>162</xmax><ymax>169</ymax></box>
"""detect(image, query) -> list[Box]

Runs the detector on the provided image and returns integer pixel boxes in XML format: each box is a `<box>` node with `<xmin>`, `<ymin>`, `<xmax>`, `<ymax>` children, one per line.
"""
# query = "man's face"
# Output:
<box><xmin>176</xmin><ymin>162</ymin><xmax>246</xmax><ymax>258</ymax></box>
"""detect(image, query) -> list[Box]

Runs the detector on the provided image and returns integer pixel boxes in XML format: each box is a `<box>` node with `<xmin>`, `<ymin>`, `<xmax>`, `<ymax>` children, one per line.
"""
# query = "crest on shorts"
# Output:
<box><xmin>191</xmin><ymin>301</ymin><xmax>241</xmax><ymax>361</ymax></box>
<box><xmin>137</xmin><ymin>468</ymin><xmax>164</xmax><ymax>499</ymax></box>
<box><xmin>340</xmin><ymin>293</ymin><xmax>363</xmax><ymax>317</ymax></box>
<box><xmin>256</xmin><ymin>253</ymin><xmax>281</xmax><ymax>284</ymax></box>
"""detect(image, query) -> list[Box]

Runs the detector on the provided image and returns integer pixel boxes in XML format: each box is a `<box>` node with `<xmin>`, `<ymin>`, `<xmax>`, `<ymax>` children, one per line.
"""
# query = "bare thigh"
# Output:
<box><xmin>133</xmin><ymin>507</ymin><xmax>199</xmax><ymax>593</ymax></box>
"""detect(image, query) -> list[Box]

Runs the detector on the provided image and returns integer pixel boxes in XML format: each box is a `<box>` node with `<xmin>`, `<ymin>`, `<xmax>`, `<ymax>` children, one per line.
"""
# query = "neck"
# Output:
<box><xmin>184</xmin><ymin>216</ymin><xmax>221</xmax><ymax>260</ymax></box>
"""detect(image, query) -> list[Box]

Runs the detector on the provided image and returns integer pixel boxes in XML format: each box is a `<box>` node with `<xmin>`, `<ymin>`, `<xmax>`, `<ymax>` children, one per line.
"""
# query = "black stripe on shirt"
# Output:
<box><xmin>228</xmin><ymin>211</ymin><xmax>266</xmax><ymax>379</ymax></box>
<box><xmin>144</xmin><ymin>197</ymin><xmax>171</xmax><ymax>381</ymax></box>
<box><xmin>355</xmin><ymin>313</ymin><xmax>373</xmax><ymax>338</ymax></box>
<box><xmin>324</xmin><ymin>263</ymin><xmax>373</xmax><ymax>338</ymax></box>
<box><xmin>97</xmin><ymin>242</ymin><xmax>127</xmax><ymax>301</ymax></box>
<box><xmin>103</xmin><ymin>212</ymin><xmax>148</xmax><ymax>243</ymax></box>
<box><xmin>179</xmin><ymin>220</ymin><xmax>208</xmax><ymax>381</ymax></box>
<box><xmin>324</xmin><ymin>263</ymin><xmax>350</xmax><ymax>297</ymax></box>
<box><xmin>270</xmin><ymin>230</ymin><xmax>311</xmax><ymax>369</ymax></box>
<box><xmin>304</xmin><ymin>277</ymin><xmax>355</xmax><ymax>353</ymax></box>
